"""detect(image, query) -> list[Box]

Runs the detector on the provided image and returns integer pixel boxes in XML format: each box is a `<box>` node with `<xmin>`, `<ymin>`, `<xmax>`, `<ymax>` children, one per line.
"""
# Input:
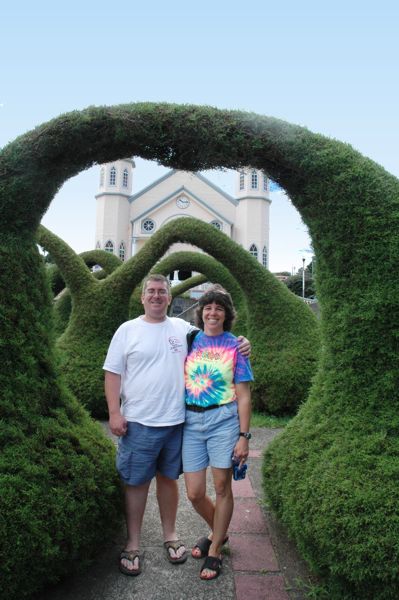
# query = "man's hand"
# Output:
<box><xmin>105</xmin><ymin>371</ymin><xmax>126</xmax><ymax>436</ymax></box>
<box><xmin>109</xmin><ymin>413</ymin><xmax>128</xmax><ymax>437</ymax></box>
<box><xmin>237</xmin><ymin>335</ymin><xmax>251</xmax><ymax>357</ymax></box>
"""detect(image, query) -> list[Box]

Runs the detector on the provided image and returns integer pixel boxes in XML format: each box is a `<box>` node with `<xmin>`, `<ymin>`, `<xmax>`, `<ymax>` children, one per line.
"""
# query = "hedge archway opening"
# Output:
<box><xmin>2</xmin><ymin>103</ymin><xmax>399</xmax><ymax>598</ymax></box>
<box><xmin>37</xmin><ymin>219</ymin><xmax>318</xmax><ymax>418</ymax></box>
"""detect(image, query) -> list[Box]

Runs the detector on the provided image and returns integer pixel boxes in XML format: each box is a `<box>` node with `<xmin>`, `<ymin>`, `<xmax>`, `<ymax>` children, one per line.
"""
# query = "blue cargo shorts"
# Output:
<box><xmin>116</xmin><ymin>421</ymin><xmax>184</xmax><ymax>486</ymax></box>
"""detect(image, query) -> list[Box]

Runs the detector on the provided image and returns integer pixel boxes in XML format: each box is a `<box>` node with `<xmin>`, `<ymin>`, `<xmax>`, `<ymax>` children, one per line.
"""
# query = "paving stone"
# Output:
<box><xmin>229</xmin><ymin>498</ymin><xmax>267</xmax><ymax>534</ymax></box>
<box><xmin>235</xmin><ymin>573</ymin><xmax>290</xmax><ymax>600</ymax></box>
<box><xmin>248</xmin><ymin>449</ymin><xmax>262</xmax><ymax>458</ymax></box>
<box><xmin>232</xmin><ymin>474</ymin><xmax>255</xmax><ymax>498</ymax></box>
<box><xmin>230</xmin><ymin>533</ymin><xmax>279</xmax><ymax>571</ymax></box>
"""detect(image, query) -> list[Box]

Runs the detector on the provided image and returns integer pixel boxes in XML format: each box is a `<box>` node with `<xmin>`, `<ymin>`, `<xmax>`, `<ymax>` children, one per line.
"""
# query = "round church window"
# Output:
<box><xmin>211</xmin><ymin>220</ymin><xmax>222</xmax><ymax>230</ymax></box>
<box><xmin>142</xmin><ymin>218</ymin><xmax>155</xmax><ymax>232</ymax></box>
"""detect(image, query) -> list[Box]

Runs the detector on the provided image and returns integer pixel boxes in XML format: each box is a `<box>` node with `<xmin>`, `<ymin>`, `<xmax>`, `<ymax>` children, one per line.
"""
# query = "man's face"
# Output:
<box><xmin>141</xmin><ymin>279</ymin><xmax>172</xmax><ymax>322</ymax></box>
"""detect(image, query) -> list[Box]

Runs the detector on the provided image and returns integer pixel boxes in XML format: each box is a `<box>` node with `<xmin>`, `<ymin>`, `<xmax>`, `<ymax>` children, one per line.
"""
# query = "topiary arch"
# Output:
<box><xmin>2</xmin><ymin>103</ymin><xmax>399</xmax><ymax>598</ymax></box>
<box><xmin>37</xmin><ymin>219</ymin><xmax>317</xmax><ymax>418</ymax></box>
<box><xmin>46</xmin><ymin>248</ymin><xmax>122</xmax><ymax>297</ymax></box>
<box><xmin>127</xmin><ymin>251</ymin><xmax>248</xmax><ymax>333</ymax></box>
<box><xmin>43</xmin><ymin>249</ymin><xmax>123</xmax><ymax>337</ymax></box>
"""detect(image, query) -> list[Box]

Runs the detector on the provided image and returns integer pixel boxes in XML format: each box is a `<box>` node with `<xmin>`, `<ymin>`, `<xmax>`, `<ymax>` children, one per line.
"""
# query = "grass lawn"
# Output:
<box><xmin>251</xmin><ymin>411</ymin><xmax>291</xmax><ymax>428</ymax></box>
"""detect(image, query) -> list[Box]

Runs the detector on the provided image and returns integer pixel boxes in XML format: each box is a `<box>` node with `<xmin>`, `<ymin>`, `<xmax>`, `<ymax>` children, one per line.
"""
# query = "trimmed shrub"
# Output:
<box><xmin>128</xmin><ymin>251</ymin><xmax>248</xmax><ymax>336</ymax></box>
<box><xmin>36</xmin><ymin>221</ymin><xmax>317</xmax><ymax>418</ymax></box>
<box><xmin>39</xmin><ymin>238</ymin><xmax>123</xmax><ymax>337</ymax></box>
<box><xmin>53</xmin><ymin>288</ymin><xmax>73</xmax><ymax>337</ymax></box>
<box><xmin>129</xmin><ymin>272</ymin><xmax>207</xmax><ymax>320</ymax></box>
<box><xmin>0</xmin><ymin>235</ymin><xmax>122</xmax><ymax>600</ymax></box>
<box><xmin>2</xmin><ymin>102</ymin><xmax>397</xmax><ymax>596</ymax></box>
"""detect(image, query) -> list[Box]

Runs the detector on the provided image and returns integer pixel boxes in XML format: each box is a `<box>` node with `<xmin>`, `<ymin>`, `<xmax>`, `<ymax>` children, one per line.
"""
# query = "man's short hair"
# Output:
<box><xmin>195</xmin><ymin>285</ymin><xmax>236</xmax><ymax>332</ymax></box>
<box><xmin>142</xmin><ymin>273</ymin><xmax>171</xmax><ymax>294</ymax></box>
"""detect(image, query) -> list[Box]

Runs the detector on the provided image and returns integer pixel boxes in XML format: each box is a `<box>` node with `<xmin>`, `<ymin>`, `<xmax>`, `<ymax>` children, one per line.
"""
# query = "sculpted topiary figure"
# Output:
<box><xmin>42</xmin><ymin>248</ymin><xmax>123</xmax><ymax>336</ymax></box>
<box><xmin>1</xmin><ymin>102</ymin><xmax>398</xmax><ymax>598</ymax></box>
<box><xmin>127</xmin><ymin>251</ymin><xmax>247</xmax><ymax>335</ymax></box>
<box><xmin>37</xmin><ymin>219</ymin><xmax>317</xmax><ymax>418</ymax></box>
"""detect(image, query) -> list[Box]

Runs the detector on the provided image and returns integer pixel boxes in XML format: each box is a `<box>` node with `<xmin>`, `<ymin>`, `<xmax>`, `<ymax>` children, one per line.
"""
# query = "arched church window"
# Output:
<box><xmin>251</xmin><ymin>170</ymin><xmax>258</xmax><ymax>190</ymax></box>
<box><xmin>239</xmin><ymin>171</ymin><xmax>245</xmax><ymax>191</ymax></box>
<box><xmin>109</xmin><ymin>166</ymin><xmax>116</xmax><ymax>186</ymax></box>
<box><xmin>263</xmin><ymin>174</ymin><xmax>268</xmax><ymax>192</ymax></box>
<box><xmin>100</xmin><ymin>168</ymin><xmax>105</xmax><ymax>187</ymax></box>
<box><xmin>122</xmin><ymin>169</ymin><xmax>128</xmax><ymax>188</ymax></box>
<box><xmin>119</xmin><ymin>241</ymin><xmax>126</xmax><ymax>261</ymax></box>
<box><xmin>210</xmin><ymin>220</ymin><xmax>222</xmax><ymax>230</ymax></box>
<box><xmin>249</xmin><ymin>243</ymin><xmax>258</xmax><ymax>258</ymax></box>
<box><xmin>262</xmin><ymin>246</ymin><xmax>268</xmax><ymax>267</ymax></box>
<box><xmin>105</xmin><ymin>240</ymin><xmax>114</xmax><ymax>254</ymax></box>
<box><xmin>142</xmin><ymin>218</ymin><xmax>155</xmax><ymax>233</ymax></box>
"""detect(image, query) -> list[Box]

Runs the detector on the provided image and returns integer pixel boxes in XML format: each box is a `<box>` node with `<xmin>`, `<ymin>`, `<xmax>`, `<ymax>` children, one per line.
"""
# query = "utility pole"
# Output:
<box><xmin>302</xmin><ymin>257</ymin><xmax>305</xmax><ymax>299</ymax></box>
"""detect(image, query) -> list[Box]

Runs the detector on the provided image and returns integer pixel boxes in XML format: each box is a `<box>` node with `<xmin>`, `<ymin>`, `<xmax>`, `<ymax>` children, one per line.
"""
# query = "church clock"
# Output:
<box><xmin>176</xmin><ymin>196</ymin><xmax>190</xmax><ymax>209</ymax></box>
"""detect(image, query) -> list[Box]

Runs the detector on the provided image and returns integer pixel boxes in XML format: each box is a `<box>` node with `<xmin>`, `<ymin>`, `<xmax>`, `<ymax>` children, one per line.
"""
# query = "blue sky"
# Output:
<box><xmin>1</xmin><ymin>0</ymin><xmax>398</xmax><ymax>272</ymax></box>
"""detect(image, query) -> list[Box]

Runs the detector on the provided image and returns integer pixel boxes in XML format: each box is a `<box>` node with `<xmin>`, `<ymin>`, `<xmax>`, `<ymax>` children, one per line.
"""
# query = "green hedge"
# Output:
<box><xmin>0</xmin><ymin>236</ymin><xmax>122</xmax><ymax>600</ymax></box>
<box><xmin>36</xmin><ymin>221</ymin><xmax>317</xmax><ymax>418</ymax></box>
<box><xmin>128</xmin><ymin>251</ymin><xmax>248</xmax><ymax>335</ymax></box>
<box><xmin>2</xmin><ymin>102</ymin><xmax>398</xmax><ymax>597</ymax></box>
<box><xmin>129</xmin><ymin>272</ymin><xmax>207</xmax><ymax>320</ymax></box>
<box><xmin>40</xmin><ymin>242</ymin><xmax>123</xmax><ymax>337</ymax></box>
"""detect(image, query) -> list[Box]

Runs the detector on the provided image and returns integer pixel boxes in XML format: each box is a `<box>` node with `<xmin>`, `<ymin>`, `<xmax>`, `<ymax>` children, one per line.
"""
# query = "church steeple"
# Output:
<box><xmin>95</xmin><ymin>158</ymin><xmax>135</xmax><ymax>261</ymax></box>
<box><xmin>98</xmin><ymin>158</ymin><xmax>135</xmax><ymax>196</ymax></box>
<box><xmin>235</xmin><ymin>167</ymin><xmax>269</xmax><ymax>199</ymax></box>
<box><xmin>234</xmin><ymin>167</ymin><xmax>271</xmax><ymax>269</ymax></box>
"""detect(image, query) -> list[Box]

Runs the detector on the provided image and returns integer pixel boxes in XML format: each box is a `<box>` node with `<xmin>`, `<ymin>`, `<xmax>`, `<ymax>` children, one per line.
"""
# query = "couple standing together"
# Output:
<box><xmin>104</xmin><ymin>274</ymin><xmax>253</xmax><ymax>581</ymax></box>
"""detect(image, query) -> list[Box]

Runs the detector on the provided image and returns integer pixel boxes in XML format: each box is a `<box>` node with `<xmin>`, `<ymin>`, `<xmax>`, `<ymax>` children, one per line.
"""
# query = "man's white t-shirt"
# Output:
<box><xmin>103</xmin><ymin>316</ymin><xmax>193</xmax><ymax>426</ymax></box>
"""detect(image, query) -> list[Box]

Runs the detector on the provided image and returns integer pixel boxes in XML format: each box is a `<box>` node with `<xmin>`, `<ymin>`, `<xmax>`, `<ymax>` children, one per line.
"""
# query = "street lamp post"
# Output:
<box><xmin>302</xmin><ymin>257</ymin><xmax>305</xmax><ymax>299</ymax></box>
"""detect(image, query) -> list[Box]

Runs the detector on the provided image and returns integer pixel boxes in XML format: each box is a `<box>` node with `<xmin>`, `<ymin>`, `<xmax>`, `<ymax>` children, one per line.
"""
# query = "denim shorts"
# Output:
<box><xmin>116</xmin><ymin>421</ymin><xmax>184</xmax><ymax>486</ymax></box>
<box><xmin>182</xmin><ymin>401</ymin><xmax>240</xmax><ymax>472</ymax></box>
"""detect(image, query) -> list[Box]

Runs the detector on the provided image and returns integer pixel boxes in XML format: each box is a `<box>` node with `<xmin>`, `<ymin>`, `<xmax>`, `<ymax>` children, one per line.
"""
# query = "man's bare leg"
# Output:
<box><xmin>156</xmin><ymin>472</ymin><xmax>186</xmax><ymax>560</ymax></box>
<box><xmin>121</xmin><ymin>481</ymin><xmax>151</xmax><ymax>572</ymax></box>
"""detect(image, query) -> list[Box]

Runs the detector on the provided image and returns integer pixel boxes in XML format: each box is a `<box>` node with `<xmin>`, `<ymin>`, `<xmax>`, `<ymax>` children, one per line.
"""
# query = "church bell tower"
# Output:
<box><xmin>95</xmin><ymin>158</ymin><xmax>135</xmax><ymax>261</ymax></box>
<box><xmin>234</xmin><ymin>168</ymin><xmax>271</xmax><ymax>268</ymax></box>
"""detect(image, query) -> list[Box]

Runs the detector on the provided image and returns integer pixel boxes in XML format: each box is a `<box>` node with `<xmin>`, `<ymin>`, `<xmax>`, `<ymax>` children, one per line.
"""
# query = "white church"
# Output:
<box><xmin>95</xmin><ymin>159</ymin><xmax>271</xmax><ymax>269</ymax></box>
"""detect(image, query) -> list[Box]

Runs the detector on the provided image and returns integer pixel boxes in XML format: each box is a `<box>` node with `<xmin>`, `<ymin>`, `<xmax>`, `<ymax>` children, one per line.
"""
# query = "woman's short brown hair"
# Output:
<box><xmin>195</xmin><ymin>285</ymin><xmax>236</xmax><ymax>332</ymax></box>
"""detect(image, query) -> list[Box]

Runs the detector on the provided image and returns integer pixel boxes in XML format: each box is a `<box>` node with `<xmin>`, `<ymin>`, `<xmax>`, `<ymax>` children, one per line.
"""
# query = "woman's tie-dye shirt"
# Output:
<box><xmin>184</xmin><ymin>331</ymin><xmax>254</xmax><ymax>408</ymax></box>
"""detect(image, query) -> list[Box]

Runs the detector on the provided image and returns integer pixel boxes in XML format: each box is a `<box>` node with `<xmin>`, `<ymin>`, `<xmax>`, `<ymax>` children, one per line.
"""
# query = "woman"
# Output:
<box><xmin>183</xmin><ymin>285</ymin><xmax>253</xmax><ymax>581</ymax></box>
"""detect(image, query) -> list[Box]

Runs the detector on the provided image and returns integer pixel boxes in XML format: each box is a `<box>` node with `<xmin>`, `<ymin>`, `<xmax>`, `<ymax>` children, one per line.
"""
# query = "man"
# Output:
<box><xmin>103</xmin><ymin>274</ymin><xmax>250</xmax><ymax>576</ymax></box>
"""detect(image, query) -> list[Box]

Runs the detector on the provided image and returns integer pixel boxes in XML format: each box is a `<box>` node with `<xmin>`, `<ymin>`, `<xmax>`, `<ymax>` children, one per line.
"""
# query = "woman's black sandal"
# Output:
<box><xmin>200</xmin><ymin>555</ymin><xmax>222</xmax><ymax>580</ymax></box>
<box><xmin>192</xmin><ymin>536</ymin><xmax>229</xmax><ymax>559</ymax></box>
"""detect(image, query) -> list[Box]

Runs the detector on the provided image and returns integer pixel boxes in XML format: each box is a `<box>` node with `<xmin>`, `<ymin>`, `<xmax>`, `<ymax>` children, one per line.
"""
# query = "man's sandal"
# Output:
<box><xmin>200</xmin><ymin>555</ymin><xmax>222</xmax><ymax>580</ymax></box>
<box><xmin>164</xmin><ymin>539</ymin><xmax>188</xmax><ymax>564</ymax></box>
<box><xmin>119</xmin><ymin>549</ymin><xmax>141</xmax><ymax>576</ymax></box>
<box><xmin>191</xmin><ymin>536</ymin><xmax>229</xmax><ymax>559</ymax></box>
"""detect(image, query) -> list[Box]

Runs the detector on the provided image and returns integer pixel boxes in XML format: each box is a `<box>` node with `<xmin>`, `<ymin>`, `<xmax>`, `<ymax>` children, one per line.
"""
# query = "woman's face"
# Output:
<box><xmin>202</xmin><ymin>301</ymin><xmax>226</xmax><ymax>336</ymax></box>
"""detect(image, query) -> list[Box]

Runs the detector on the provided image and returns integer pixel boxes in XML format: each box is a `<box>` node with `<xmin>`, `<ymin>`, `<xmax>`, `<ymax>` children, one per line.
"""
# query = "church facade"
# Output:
<box><xmin>95</xmin><ymin>159</ymin><xmax>271</xmax><ymax>268</ymax></box>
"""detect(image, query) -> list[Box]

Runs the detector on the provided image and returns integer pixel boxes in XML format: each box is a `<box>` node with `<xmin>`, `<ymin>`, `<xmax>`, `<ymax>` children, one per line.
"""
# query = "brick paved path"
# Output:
<box><xmin>38</xmin><ymin>427</ymin><xmax>311</xmax><ymax>600</ymax></box>
<box><xmin>230</xmin><ymin>447</ymin><xmax>290</xmax><ymax>600</ymax></box>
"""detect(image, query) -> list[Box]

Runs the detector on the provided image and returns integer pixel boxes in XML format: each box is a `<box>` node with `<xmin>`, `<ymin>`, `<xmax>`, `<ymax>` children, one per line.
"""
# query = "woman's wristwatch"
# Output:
<box><xmin>239</xmin><ymin>432</ymin><xmax>252</xmax><ymax>440</ymax></box>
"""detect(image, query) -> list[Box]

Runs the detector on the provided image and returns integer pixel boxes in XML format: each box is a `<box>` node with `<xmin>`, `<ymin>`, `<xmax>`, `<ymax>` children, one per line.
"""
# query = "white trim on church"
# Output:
<box><xmin>95</xmin><ymin>159</ymin><xmax>271</xmax><ymax>268</ymax></box>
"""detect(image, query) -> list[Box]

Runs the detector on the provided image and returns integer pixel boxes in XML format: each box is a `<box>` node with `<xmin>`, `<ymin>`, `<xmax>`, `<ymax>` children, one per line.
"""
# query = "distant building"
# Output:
<box><xmin>95</xmin><ymin>160</ymin><xmax>271</xmax><ymax>272</ymax></box>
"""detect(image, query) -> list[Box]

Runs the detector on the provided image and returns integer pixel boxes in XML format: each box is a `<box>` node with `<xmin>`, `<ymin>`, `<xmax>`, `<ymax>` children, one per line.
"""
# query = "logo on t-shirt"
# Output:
<box><xmin>193</xmin><ymin>349</ymin><xmax>221</xmax><ymax>361</ymax></box>
<box><xmin>168</xmin><ymin>336</ymin><xmax>184</xmax><ymax>353</ymax></box>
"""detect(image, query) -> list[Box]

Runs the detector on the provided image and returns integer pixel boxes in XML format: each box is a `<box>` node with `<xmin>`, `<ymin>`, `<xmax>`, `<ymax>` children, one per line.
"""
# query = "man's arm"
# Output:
<box><xmin>104</xmin><ymin>371</ymin><xmax>127</xmax><ymax>436</ymax></box>
<box><xmin>237</xmin><ymin>335</ymin><xmax>251</xmax><ymax>357</ymax></box>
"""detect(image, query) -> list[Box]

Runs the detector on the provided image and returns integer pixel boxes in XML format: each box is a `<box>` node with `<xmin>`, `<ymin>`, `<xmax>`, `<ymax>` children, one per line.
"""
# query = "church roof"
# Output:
<box><xmin>131</xmin><ymin>184</ymin><xmax>234</xmax><ymax>225</ymax></box>
<box><xmin>128</xmin><ymin>169</ymin><xmax>237</xmax><ymax>206</ymax></box>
